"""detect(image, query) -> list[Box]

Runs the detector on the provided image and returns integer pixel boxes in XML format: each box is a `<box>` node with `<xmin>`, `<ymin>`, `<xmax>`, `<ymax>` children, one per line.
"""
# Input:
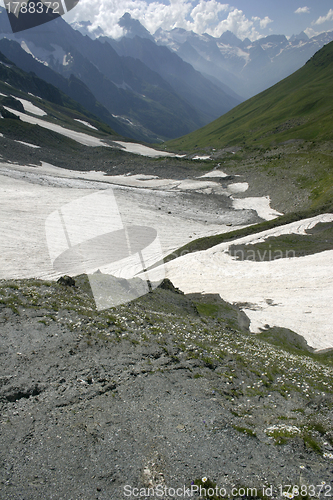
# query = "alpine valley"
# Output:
<box><xmin>0</xmin><ymin>8</ymin><xmax>333</xmax><ymax>500</ymax></box>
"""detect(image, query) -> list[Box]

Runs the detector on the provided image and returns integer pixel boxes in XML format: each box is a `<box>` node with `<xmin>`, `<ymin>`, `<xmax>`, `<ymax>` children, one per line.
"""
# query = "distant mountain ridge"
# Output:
<box><xmin>154</xmin><ymin>27</ymin><xmax>333</xmax><ymax>98</ymax></box>
<box><xmin>72</xmin><ymin>14</ymin><xmax>333</xmax><ymax>101</ymax></box>
<box><xmin>0</xmin><ymin>8</ymin><xmax>240</xmax><ymax>142</ymax></box>
<box><xmin>75</xmin><ymin>13</ymin><xmax>333</xmax><ymax>101</ymax></box>
<box><xmin>3</xmin><ymin>6</ymin><xmax>332</xmax><ymax>143</ymax></box>
<box><xmin>106</xmin><ymin>32</ymin><xmax>241</xmax><ymax>125</ymax></box>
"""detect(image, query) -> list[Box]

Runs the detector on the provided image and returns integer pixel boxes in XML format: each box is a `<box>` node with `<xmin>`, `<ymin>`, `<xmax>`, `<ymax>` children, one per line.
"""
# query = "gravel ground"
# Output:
<box><xmin>0</xmin><ymin>277</ymin><xmax>332</xmax><ymax>500</ymax></box>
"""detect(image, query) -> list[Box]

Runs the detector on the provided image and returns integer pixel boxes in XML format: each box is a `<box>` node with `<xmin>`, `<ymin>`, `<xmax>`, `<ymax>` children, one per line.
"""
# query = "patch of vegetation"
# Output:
<box><xmin>165</xmin><ymin>43</ymin><xmax>333</xmax><ymax>221</ymax></box>
<box><xmin>233</xmin><ymin>425</ymin><xmax>256</xmax><ymax>437</ymax></box>
<box><xmin>302</xmin><ymin>433</ymin><xmax>322</xmax><ymax>453</ymax></box>
<box><xmin>163</xmin><ymin>204</ymin><xmax>333</xmax><ymax>266</ymax></box>
<box><xmin>265</xmin><ymin>425</ymin><xmax>301</xmax><ymax>445</ymax></box>
<box><xmin>228</xmin><ymin>222</ymin><xmax>333</xmax><ymax>261</ymax></box>
<box><xmin>195</xmin><ymin>303</ymin><xmax>221</xmax><ymax>318</ymax></box>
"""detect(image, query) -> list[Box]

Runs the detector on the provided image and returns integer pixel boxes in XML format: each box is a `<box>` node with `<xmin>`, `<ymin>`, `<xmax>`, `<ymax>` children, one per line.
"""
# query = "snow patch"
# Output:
<box><xmin>227</xmin><ymin>182</ymin><xmax>249</xmax><ymax>194</ymax></box>
<box><xmin>192</xmin><ymin>155</ymin><xmax>211</xmax><ymax>160</ymax></box>
<box><xmin>74</xmin><ymin>119</ymin><xmax>98</xmax><ymax>130</ymax></box>
<box><xmin>3</xmin><ymin>107</ymin><xmax>111</xmax><ymax>147</ymax></box>
<box><xmin>0</xmin><ymin>162</ymin><xmax>245</xmax><ymax>283</ymax></box>
<box><xmin>232</xmin><ymin>196</ymin><xmax>283</xmax><ymax>220</ymax></box>
<box><xmin>11</xmin><ymin>96</ymin><xmax>46</xmax><ymax>116</ymax></box>
<box><xmin>199</xmin><ymin>169</ymin><xmax>229</xmax><ymax>178</ymax></box>
<box><xmin>113</xmin><ymin>141</ymin><xmax>185</xmax><ymax>158</ymax></box>
<box><xmin>154</xmin><ymin>213</ymin><xmax>333</xmax><ymax>350</ymax></box>
<box><xmin>14</xmin><ymin>141</ymin><xmax>41</xmax><ymax>149</ymax></box>
<box><xmin>20</xmin><ymin>41</ymin><xmax>49</xmax><ymax>66</ymax></box>
<box><xmin>28</xmin><ymin>93</ymin><xmax>42</xmax><ymax>99</ymax></box>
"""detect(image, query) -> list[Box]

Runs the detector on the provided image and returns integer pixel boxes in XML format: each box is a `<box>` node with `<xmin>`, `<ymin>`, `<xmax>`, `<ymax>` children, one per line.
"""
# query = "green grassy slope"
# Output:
<box><xmin>168</xmin><ymin>41</ymin><xmax>333</xmax><ymax>150</ymax></box>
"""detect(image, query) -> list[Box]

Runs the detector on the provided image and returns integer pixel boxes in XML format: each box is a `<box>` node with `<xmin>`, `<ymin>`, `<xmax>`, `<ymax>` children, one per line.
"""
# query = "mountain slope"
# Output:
<box><xmin>168</xmin><ymin>41</ymin><xmax>333</xmax><ymax>149</ymax></box>
<box><xmin>168</xmin><ymin>41</ymin><xmax>333</xmax><ymax>214</ymax></box>
<box><xmin>107</xmin><ymin>15</ymin><xmax>241</xmax><ymax>122</ymax></box>
<box><xmin>0</xmin><ymin>49</ymin><xmax>128</xmax><ymax>151</ymax></box>
<box><xmin>0</xmin><ymin>39</ymin><xmax>136</xmax><ymax>139</ymax></box>
<box><xmin>108</xmin><ymin>35</ymin><xmax>240</xmax><ymax>123</ymax></box>
<box><xmin>0</xmin><ymin>8</ymin><xmax>224</xmax><ymax>142</ymax></box>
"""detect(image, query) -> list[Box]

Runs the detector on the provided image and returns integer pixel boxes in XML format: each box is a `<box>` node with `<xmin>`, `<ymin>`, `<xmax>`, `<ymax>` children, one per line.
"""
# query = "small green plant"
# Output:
<box><xmin>233</xmin><ymin>425</ymin><xmax>256</xmax><ymax>437</ymax></box>
<box><xmin>308</xmin><ymin>421</ymin><xmax>326</xmax><ymax>435</ymax></box>
<box><xmin>303</xmin><ymin>433</ymin><xmax>322</xmax><ymax>453</ymax></box>
<box><xmin>38</xmin><ymin>319</ymin><xmax>49</xmax><ymax>325</ymax></box>
<box><xmin>7</xmin><ymin>282</ymin><xmax>19</xmax><ymax>290</ymax></box>
<box><xmin>291</xmin><ymin>408</ymin><xmax>305</xmax><ymax>414</ymax></box>
<box><xmin>192</xmin><ymin>478</ymin><xmax>226</xmax><ymax>499</ymax></box>
<box><xmin>203</xmin><ymin>357</ymin><xmax>215</xmax><ymax>369</ymax></box>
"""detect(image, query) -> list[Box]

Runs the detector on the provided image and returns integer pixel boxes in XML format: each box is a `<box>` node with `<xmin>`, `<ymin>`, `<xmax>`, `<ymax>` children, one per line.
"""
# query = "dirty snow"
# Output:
<box><xmin>0</xmin><ymin>163</ymin><xmax>280</xmax><ymax>222</ymax></box>
<box><xmin>0</xmin><ymin>160</ymin><xmax>332</xmax><ymax>349</ymax></box>
<box><xmin>227</xmin><ymin>182</ymin><xmax>249</xmax><ymax>194</ymax></box>
<box><xmin>0</xmin><ymin>162</ymin><xmax>250</xmax><ymax>282</ymax></box>
<box><xmin>232</xmin><ymin>196</ymin><xmax>283</xmax><ymax>221</ymax></box>
<box><xmin>199</xmin><ymin>169</ymin><xmax>229</xmax><ymax>178</ymax></box>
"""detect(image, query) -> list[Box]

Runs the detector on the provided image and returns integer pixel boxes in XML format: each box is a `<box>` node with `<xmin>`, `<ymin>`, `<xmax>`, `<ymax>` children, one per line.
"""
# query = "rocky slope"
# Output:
<box><xmin>0</xmin><ymin>276</ymin><xmax>332</xmax><ymax>499</ymax></box>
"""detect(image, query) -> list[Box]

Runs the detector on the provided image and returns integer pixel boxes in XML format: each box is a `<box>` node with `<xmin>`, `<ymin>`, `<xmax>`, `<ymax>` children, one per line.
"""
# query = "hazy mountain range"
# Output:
<box><xmin>73</xmin><ymin>13</ymin><xmax>333</xmax><ymax>99</ymax></box>
<box><xmin>0</xmin><ymin>8</ymin><xmax>240</xmax><ymax>142</ymax></box>
<box><xmin>0</xmin><ymin>7</ymin><xmax>333</xmax><ymax>142</ymax></box>
<box><xmin>154</xmin><ymin>27</ymin><xmax>333</xmax><ymax>98</ymax></box>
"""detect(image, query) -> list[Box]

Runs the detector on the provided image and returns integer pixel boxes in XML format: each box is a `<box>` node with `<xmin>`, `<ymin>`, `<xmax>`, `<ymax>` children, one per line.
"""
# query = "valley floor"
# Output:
<box><xmin>0</xmin><ymin>160</ymin><xmax>332</xmax><ymax>350</ymax></box>
<box><xmin>0</xmin><ymin>153</ymin><xmax>332</xmax><ymax>499</ymax></box>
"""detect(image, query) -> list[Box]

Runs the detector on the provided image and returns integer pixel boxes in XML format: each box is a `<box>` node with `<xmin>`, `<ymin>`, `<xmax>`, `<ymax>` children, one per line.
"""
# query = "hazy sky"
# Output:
<box><xmin>61</xmin><ymin>0</ymin><xmax>333</xmax><ymax>40</ymax></box>
<box><xmin>1</xmin><ymin>0</ymin><xmax>333</xmax><ymax>39</ymax></box>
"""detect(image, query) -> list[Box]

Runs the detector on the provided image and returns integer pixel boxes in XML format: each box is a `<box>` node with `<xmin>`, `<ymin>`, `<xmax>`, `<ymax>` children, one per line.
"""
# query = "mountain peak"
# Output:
<box><xmin>289</xmin><ymin>31</ymin><xmax>309</xmax><ymax>42</ymax></box>
<box><xmin>218</xmin><ymin>30</ymin><xmax>242</xmax><ymax>46</ymax></box>
<box><xmin>257</xmin><ymin>34</ymin><xmax>288</xmax><ymax>45</ymax></box>
<box><xmin>70</xmin><ymin>20</ymin><xmax>105</xmax><ymax>39</ymax></box>
<box><xmin>118</xmin><ymin>13</ymin><xmax>154</xmax><ymax>40</ymax></box>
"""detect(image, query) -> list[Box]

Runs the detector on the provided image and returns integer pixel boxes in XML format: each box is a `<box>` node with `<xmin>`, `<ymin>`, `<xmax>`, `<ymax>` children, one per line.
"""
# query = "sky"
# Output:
<box><xmin>60</xmin><ymin>0</ymin><xmax>333</xmax><ymax>40</ymax></box>
<box><xmin>0</xmin><ymin>0</ymin><xmax>332</xmax><ymax>40</ymax></box>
